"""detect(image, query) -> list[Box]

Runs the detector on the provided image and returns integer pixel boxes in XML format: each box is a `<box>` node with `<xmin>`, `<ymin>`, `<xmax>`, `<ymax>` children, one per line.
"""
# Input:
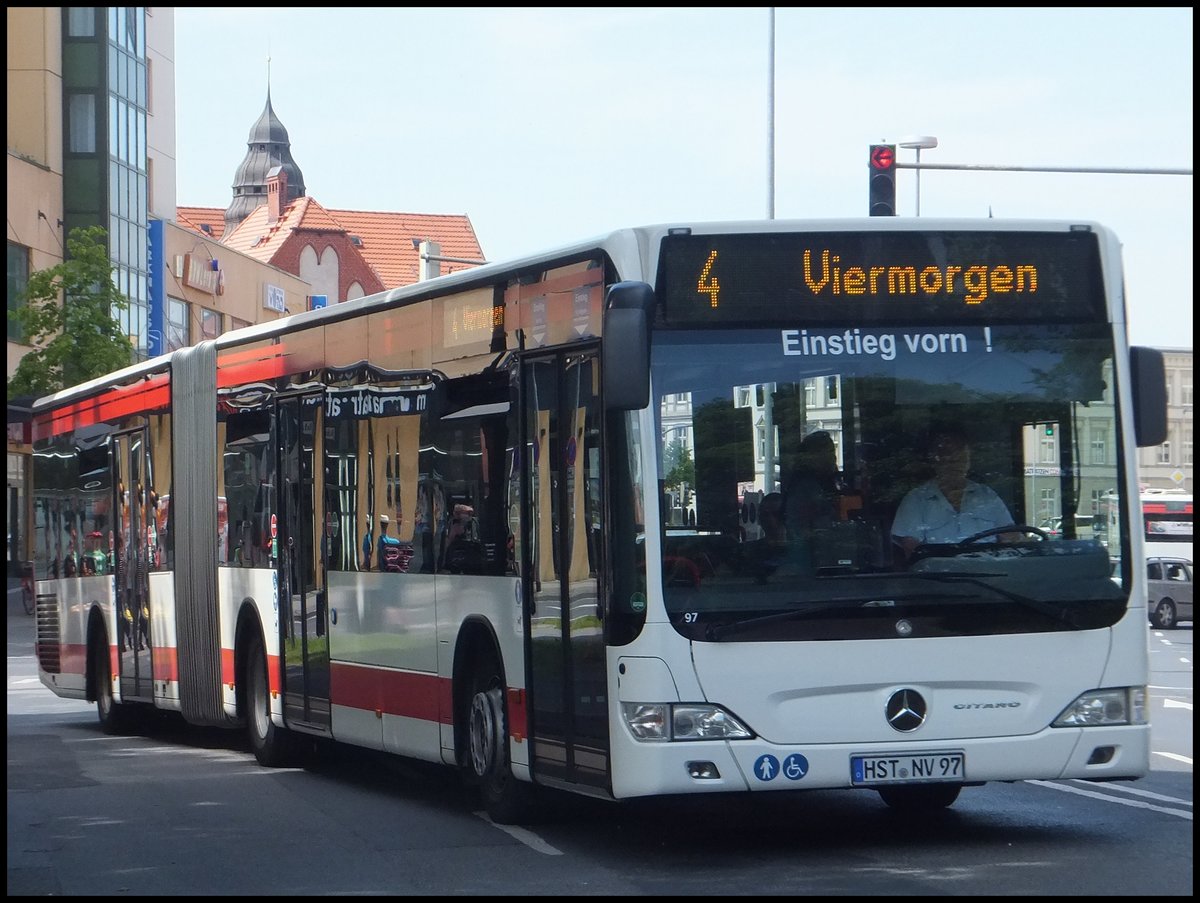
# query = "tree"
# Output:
<box><xmin>8</xmin><ymin>225</ymin><xmax>133</xmax><ymax>397</ymax></box>
<box><xmin>663</xmin><ymin>436</ymin><xmax>695</xmax><ymax>493</ymax></box>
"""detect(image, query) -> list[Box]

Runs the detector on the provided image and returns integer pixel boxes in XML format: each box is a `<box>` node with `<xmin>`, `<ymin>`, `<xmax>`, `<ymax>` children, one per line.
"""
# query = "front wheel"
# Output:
<box><xmin>467</xmin><ymin>671</ymin><xmax>534</xmax><ymax>824</ymax></box>
<box><xmin>1150</xmin><ymin>598</ymin><xmax>1178</xmax><ymax>629</ymax></box>
<box><xmin>878</xmin><ymin>783</ymin><xmax>962</xmax><ymax>811</ymax></box>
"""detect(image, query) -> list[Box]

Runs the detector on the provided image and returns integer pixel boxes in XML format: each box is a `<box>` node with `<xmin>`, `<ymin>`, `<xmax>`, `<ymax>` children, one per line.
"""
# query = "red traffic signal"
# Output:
<box><xmin>869</xmin><ymin>144</ymin><xmax>897</xmax><ymax>216</ymax></box>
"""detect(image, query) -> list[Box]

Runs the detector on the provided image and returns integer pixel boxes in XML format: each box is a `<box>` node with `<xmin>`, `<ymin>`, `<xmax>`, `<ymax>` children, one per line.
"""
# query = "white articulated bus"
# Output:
<box><xmin>32</xmin><ymin>219</ymin><xmax>1167</xmax><ymax>821</ymax></box>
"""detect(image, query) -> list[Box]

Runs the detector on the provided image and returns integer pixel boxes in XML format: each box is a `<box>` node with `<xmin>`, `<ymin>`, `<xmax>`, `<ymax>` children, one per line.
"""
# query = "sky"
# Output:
<box><xmin>173</xmin><ymin>8</ymin><xmax>1193</xmax><ymax>349</ymax></box>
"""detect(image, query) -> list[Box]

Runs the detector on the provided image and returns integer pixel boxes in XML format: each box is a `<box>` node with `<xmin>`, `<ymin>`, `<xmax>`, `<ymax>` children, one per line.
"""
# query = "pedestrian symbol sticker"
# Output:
<box><xmin>754</xmin><ymin>754</ymin><xmax>780</xmax><ymax>781</ymax></box>
<box><xmin>782</xmin><ymin>754</ymin><xmax>809</xmax><ymax>780</ymax></box>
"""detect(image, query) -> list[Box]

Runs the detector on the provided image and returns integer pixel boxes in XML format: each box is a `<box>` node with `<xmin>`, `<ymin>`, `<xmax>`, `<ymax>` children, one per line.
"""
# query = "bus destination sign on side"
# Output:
<box><xmin>655</xmin><ymin>229</ymin><xmax>1104</xmax><ymax>326</ymax></box>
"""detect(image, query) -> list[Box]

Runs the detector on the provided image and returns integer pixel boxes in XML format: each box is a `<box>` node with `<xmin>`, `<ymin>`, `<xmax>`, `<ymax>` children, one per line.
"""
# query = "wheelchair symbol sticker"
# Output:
<box><xmin>754</xmin><ymin>754</ymin><xmax>780</xmax><ymax>781</ymax></box>
<box><xmin>782</xmin><ymin>753</ymin><xmax>809</xmax><ymax>780</ymax></box>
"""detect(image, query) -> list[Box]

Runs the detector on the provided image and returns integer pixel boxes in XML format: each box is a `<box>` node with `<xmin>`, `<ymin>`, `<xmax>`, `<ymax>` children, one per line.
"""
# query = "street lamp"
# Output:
<box><xmin>899</xmin><ymin>136</ymin><xmax>938</xmax><ymax>216</ymax></box>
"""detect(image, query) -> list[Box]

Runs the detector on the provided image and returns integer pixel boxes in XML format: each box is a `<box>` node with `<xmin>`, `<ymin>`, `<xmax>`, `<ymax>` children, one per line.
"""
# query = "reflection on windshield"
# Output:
<box><xmin>651</xmin><ymin>324</ymin><xmax>1128</xmax><ymax>640</ymax></box>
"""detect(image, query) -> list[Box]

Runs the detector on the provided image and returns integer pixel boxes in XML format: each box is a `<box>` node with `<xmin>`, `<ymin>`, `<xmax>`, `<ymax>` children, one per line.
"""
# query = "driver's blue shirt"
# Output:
<box><xmin>891</xmin><ymin>479</ymin><xmax>1013</xmax><ymax>546</ymax></box>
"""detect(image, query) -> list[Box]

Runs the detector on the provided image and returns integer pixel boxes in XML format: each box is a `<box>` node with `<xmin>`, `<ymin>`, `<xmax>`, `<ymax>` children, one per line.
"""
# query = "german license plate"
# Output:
<box><xmin>850</xmin><ymin>752</ymin><xmax>965</xmax><ymax>785</ymax></box>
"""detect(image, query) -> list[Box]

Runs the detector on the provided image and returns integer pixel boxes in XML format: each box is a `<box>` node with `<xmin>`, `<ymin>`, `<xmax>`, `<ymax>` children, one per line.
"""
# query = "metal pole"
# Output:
<box><xmin>896</xmin><ymin>162</ymin><xmax>1192</xmax><ymax>176</ymax></box>
<box><xmin>914</xmin><ymin>147</ymin><xmax>922</xmax><ymax>217</ymax></box>
<box><xmin>767</xmin><ymin>8</ymin><xmax>775</xmax><ymax>219</ymax></box>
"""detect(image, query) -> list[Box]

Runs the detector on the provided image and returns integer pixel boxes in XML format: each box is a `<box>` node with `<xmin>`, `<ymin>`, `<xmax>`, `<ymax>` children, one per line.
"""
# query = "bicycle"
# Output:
<box><xmin>20</xmin><ymin>562</ymin><xmax>35</xmax><ymax>616</ymax></box>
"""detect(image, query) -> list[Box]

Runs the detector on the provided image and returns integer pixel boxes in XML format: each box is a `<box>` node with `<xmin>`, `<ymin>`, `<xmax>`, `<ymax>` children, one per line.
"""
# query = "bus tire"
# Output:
<box><xmin>467</xmin><ymin>666</ymin><xmax>533</xmax><ymax>825</ymax></box>
<box><xmin>246</xmin><ymin>632</ymin><xmax>294</xmax><ymax>767</ymax></box>
<box><xmin>878</xmin><ymin>783</ymin><xmax>962</xmax><ymax>811</ymax></box>
<box><xmin>91</xmin><ymin>628</ymin><xmax>131</xmax><ymax>734</ymax></box>
<box><xmin>1150</xmin><ymin>598</ymin><xmax>1177</xmax><ymax>629</ymax></box>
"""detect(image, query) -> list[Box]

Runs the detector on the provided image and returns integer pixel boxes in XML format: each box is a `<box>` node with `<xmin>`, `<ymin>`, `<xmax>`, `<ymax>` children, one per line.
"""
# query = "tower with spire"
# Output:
<box><xmin>224</xmin><ymin>85</ymin><xmax>307</xmax><ymax>231</ymax></box>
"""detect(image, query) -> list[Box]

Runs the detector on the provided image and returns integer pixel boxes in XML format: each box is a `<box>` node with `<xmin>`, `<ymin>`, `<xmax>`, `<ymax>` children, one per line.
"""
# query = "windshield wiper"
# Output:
<box><xmin>705</xmin><ymin>594</ymin><xmax>955</xmax><ymax>640</ymax></box>
<box><xmin>900</xmin><ymin>571</ymin><xmax>1085</xmax><ymax>628</ymax></box>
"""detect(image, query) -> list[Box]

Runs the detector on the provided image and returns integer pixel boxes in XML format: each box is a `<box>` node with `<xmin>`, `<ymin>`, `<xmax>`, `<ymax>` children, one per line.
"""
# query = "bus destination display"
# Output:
<box><xmin>655</xmin><ymin>229</ymin><xmax>1103</xmax><ymax>326</ymax></box>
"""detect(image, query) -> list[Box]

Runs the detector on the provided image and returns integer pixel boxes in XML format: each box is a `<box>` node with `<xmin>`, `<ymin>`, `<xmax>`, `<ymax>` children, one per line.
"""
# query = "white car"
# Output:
<box><xmin>1146</xmin><ymin>557</ymin><xmax>1193</xmax><ymax>629</ymax></box>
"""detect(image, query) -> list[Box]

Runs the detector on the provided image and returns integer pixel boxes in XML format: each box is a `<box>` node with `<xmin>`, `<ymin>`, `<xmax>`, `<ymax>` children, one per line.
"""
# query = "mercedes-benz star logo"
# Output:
<box><xmin>886</xmin><ymin>689</ymin><xmax>927</xmax><ymax>732</ymax></box>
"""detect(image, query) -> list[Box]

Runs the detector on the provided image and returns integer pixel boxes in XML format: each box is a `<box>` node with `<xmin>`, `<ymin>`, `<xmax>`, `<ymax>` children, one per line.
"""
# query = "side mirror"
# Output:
<box><xmin>603</xmin><ymin>282</ymin><xmax>656</xmax><ymax>411</ymax></box>
<box><xmin>1129</xmin><ymin>346</ymin><xmax>1166</xmax><ymax>448</ymax></box>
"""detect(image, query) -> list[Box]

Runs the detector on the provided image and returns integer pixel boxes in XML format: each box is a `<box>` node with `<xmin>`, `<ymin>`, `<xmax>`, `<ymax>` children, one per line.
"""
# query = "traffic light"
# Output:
<box><xmin>869</xmin><ymin>144</ymin><xmax>897</xmax><ymax>216</ymax></box>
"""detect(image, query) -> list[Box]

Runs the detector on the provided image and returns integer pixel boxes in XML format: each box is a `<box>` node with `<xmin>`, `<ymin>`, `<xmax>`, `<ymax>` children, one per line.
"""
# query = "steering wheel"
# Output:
<box><xmin>958</xmin><ymin>524</ymin><xmax>1049</xmax><ymax>545</ymax></box>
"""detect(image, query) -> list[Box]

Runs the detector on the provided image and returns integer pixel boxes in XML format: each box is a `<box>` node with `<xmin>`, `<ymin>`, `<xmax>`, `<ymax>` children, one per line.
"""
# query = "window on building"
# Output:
<box><xmin>1039</xmin><ymin>487</ymin><xmax>1057</xmax><ymax>523</ymax></box>
<box><xmin>7</xmin><ymin>242</ymin><xmax>30</xmax><ymax>341</ymax></box>
<box><xmin>1091</xmin><ymin>428</ymin><xmax>1107</xmax><ymax>465</ymax></box>
<box><xmin>68</xmin><ymin>93</ymin><xmax>97</xmax><ymax>154</ymax></box>
<box><xmin>230</xmin><ymin>317</ymin><xmax>251</xmax><ymax>332</ymax></box>
<box><xmin>166</xmin><ymin>297</ymin><xmax>188</xmax><ymax>351</ymax></box>
<box><xmin>1182</xmin><ymin>371</ymin><xmax>1193</xmax><ymax>407</ymax></box>
<box><xmin>1039</xmin><ymin>436</ymin><xmax>1057</xmax><ymax>464</ymax></box>
<box><xmin>200</xmin><ymin>307</ymin><xmax>222</xmax><ymax>340</ymax></box>
<box><xmin>67</xmin><ymin>7</ymin><xmax>96</xmax><ymax>36</ymax></box>
<box><xmin>1157</xmin><ymin>439</ymin><xmax>1172</xmax><ymax>465</ymax></box>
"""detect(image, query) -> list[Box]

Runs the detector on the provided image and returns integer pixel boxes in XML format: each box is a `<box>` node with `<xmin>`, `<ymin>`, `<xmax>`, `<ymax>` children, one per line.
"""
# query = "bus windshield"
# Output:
<box><xmin>650</xmin><ymin>322</ymin><xmax>1127</xmax><ymax>641</ymax></box>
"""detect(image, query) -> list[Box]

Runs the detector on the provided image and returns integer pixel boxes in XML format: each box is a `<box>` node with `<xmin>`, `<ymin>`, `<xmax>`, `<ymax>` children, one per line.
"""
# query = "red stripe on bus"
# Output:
<box><xmin>507</xmin><ymin>687</ymin><xmax>527</xmax><ymax>741</ymax></box>
<box><xmin>33</xmin><ymin>378</ymin><xmax>170</xmax><ymax>440</ymax></box>
<box><xmin>216</xmin><ymin>356</ymin><xmax>289</xmax><ymax>388</ymax></box>
<box><xmin>154</xmin><ymin>645</ymin><xmax>179</xmax><ymax>682</ymax></box>
<box><xmin>330</xmin><ymin>662</ymin><xmax>449</xmax><ymax>723</ymax></box>
<box><xmin>58</xmin><ymin>642</ymin><xmax>87</xmax><ymax>676</ymax></box>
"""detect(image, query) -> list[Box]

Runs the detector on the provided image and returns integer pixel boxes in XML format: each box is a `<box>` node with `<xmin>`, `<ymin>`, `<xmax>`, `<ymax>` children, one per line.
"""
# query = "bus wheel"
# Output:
<box><xmin>246</xmin><ymin>632</ymin><xmax>294</xmax><ymax>767</ymax></box>
<box><xmin>1151</xmin><ymin>598</ymin><xmax>1177</xmax><ymax>629</ymax></box>
<box><xmin>92</xmin><ymin>632</ymin><xmax>130</xmax><ymax>734</ymax></box>
<box><xmin>878</xmin><ymin>783</ymin><xmax>962</xmax><ymax>811</ymax></box>
<box><xmin>467</xmin><ymin>670</ymin><xmax>532</xmax><ymax>824</ymax></box>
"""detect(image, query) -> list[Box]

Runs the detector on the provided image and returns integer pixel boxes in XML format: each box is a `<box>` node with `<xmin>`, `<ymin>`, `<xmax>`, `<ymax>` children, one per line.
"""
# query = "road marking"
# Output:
<box><xmin>1028</xmin><ymin>780</ymin><xmax>1192</xmax><ymax>819</ymax></box>
<box><xmin>1070</xmin><ymin>779</ymin><xmax>1192</xmax><ymax>806</ymax></box>
<box><xmin>475</xmin><ymin>811</ymin><xmax>563</xmax><ymax>855</ymax></box>
<box><xmin>1152</xmin><ymin>750</ymin><xmax>1193</xmax><ymax>765</ymax></box>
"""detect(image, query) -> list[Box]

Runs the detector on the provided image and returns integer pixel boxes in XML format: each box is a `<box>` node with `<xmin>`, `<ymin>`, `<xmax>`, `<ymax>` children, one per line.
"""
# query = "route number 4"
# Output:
<box><xmin>697</xmin><ymin>250</ymin><xmax>720</xmax><ymax>308</ymax></box>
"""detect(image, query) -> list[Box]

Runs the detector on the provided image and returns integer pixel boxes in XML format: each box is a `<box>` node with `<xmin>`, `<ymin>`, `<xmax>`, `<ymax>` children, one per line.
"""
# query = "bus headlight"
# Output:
<box><xmin>1052</xmin><ymin>687</ymin><xmax>1146</xmax><ymax>727</ymax></box>
<box><xmin>622</xmin><ymin>703</ymin><xmax>753</xmax><ymax>741</ymax></box>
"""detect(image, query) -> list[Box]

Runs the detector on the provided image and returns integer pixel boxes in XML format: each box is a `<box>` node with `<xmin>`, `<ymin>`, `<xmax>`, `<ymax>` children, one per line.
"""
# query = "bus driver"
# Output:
<box><xmin>891</xmin><ymin>425</ymin><xmax>1016</xmax><ymax>558</ymax></box>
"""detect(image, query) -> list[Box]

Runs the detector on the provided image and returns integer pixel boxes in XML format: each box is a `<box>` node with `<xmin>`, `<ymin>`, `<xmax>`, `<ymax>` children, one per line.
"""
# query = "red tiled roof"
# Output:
<box><xmin>176</xmin><ymin>207</ymin><xmax>226</xmax><ymax>241</ymax></box>
<box><xmin>175</xmin><ymin>202</ymin><xmax>484</xmax><ymax>291</ymax></box>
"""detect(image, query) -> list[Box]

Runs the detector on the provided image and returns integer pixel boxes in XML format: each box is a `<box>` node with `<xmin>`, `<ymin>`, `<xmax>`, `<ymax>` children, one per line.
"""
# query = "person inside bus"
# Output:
<box><xmin>361</xmin><ymin>516</ymin><xmax>373</xmax><ymax>571</ymax></box>
<box><xmin>891</xmin><ymin>425</ymin><xmax>1017</xmax><ymax>558</ymax></box>
<box><xmin>745</xmin><ymin>492</ymin><xmax>788</xmax><ymax>581</ymax></box>
<box><xmin>377</xmin><ymin>515</ymin><xmax>410</xmax><ymax>572</ymax></box>
<box><xmin>783</xmin><ymin>430</ymin><xmax>844</xmax><ymax>538</ymax></box>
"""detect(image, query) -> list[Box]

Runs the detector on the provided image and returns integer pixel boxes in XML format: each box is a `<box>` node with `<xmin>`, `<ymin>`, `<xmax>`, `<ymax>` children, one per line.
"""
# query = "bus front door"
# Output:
<box><xmin>522</xmin><ymin>349</ymin><xmax>609</xmax><ymax>791</ymax></box>
<box><xmin>276</xmin><ymin>392</ymin><xmax>331</xmax><ymax>733</ymax></box>
<box><xmin>112</xmin><ymin>429</ymin><xmax>152</xmax><ymax>702</ymax></box>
